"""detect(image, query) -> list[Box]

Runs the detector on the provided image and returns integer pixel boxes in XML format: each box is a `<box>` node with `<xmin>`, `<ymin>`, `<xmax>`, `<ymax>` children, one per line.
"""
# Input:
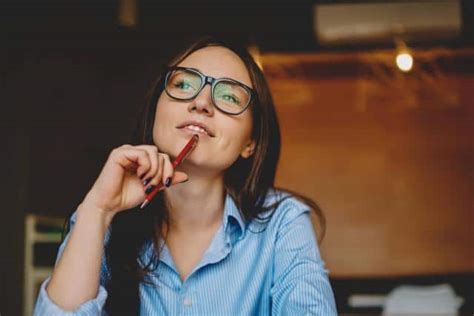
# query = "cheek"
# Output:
<box><xmin>154</xmin><ymin>95</ymin><xmax>170</xmax><ymax>122</ymax></box>
<box><xmin>152</xmin><ymin>96</ymin><xmax>174</xmax><ymax>146</ymax></box>
<box><xmin>217</xmin><ymin>117</ymin><xmax>253</xmax><ymax>156</ymax></box>
<box><xmin>152</xmin><ymin>106</ymin><xmax>164</xmax><ymax>142</ymax></box>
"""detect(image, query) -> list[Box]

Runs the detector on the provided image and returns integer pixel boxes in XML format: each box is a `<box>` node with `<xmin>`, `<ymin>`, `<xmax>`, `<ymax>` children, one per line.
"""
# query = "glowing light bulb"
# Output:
<box><xmin>248</xmin><ymin>44</ymin><xmax>263</xmax><ymax>70</ymax></box>
<box><xmin>396</xmin><ymin>52</ymin><xmax>413</xmax><ymax>72</ymax></box>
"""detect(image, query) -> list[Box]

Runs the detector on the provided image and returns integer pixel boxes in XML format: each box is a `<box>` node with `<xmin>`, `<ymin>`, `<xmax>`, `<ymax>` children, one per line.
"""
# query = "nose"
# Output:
<box><xmin>187</xmin><ymin>85</ymin><xmax>214</xmax><ymax>116</ymax></box>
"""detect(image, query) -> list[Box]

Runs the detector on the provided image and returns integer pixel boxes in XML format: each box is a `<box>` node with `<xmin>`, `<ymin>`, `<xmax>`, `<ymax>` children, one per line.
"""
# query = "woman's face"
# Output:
<box><xmin>153</xmin><ymin>46</ymin><xmax>256</xmax><ymax>175</ymax></box>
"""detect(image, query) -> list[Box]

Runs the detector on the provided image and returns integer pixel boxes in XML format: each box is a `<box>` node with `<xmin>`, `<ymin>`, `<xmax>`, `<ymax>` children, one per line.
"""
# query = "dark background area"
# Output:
<box><xmin>1</xmin><ymin>1</ymin><xmax>473</xmax><ymax>315</ymax></box>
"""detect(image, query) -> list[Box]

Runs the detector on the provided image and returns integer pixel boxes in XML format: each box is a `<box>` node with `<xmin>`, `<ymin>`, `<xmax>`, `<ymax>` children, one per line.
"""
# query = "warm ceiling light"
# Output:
<box><xmin>395</xmin><ymin>52</ymin><xmax>414</xmax><ymax>72</ymax></box>
<box><xmin>118</xmin><ymin>0</ymin><xmax>138</xmax><ymax>28</ymax></box>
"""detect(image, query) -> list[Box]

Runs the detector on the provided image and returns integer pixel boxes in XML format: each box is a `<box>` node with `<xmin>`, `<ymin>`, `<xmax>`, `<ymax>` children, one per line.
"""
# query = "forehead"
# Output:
<box><xmin>177</xmin><ymin>46</ymin><xmax>253</xmax><ymax>88</ymax></box>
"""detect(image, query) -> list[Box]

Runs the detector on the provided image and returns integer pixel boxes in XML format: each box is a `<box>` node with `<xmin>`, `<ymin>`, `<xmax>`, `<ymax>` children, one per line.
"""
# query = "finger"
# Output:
<box><xmin>169</xmin><ymin>171</ymin><xmax>189</xmax><ymax>185</ymax></box>
<box><xmin>112</xmin><ymin>146</ymin><xmax>151</xmax><ymax>178</ymax></box>
<box><xmin>160</xmin><ymin>153</ymin><xmax>175</xmax><ymax>187</ymax></box>
<box><xmin>134</xmin><ymin>145</ymin><xmax>159</xmax><ymax>181</ymax></box>
<box><xmin>146</xmin><ymin>153</ymin><xmax>164</xmax><ymax>187</ymax></box>
<box><xmin>143</xmin><ymin>153</ymin><xmax>173</xmax><ymax>192</ymax></box>
<box><xmin>144</xmin><ymin>154</ymin><xmax>164</xmax><ymax>193</ymax></box>
<box><xmin>144</xmin><ymin>171</ymin><xmax>188</xmax><ymax>194</ymax></box>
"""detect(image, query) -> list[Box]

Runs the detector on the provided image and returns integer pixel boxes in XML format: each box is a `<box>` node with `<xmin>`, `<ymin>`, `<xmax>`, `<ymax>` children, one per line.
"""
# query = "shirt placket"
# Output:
<box><xmin>177</xmin><ymin>281</ymin><xmax>199</xmax><ymax>316</ymax></box>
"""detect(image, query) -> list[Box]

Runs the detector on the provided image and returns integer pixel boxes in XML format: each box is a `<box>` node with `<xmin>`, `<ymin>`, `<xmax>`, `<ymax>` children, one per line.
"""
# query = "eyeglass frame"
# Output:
<box><xmin>163</xmin><ymin>66</ymin><xmax>256</xmax><ymax>116</ymax></box>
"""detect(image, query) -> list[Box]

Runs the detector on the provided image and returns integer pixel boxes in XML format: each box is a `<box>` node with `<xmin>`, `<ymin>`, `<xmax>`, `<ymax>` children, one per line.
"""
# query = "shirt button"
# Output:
<box><xmin>183</xmin><ymin>297</ymin><xmax>192</xmax><ymax>306</ymax></box>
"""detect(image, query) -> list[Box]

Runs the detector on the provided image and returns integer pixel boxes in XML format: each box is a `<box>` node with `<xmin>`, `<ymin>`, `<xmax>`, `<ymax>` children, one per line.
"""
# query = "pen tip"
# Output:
<box><xmin>139</xmin><ymin>200</ymin><xmax>149</xmax><ymax>209</ymax></box>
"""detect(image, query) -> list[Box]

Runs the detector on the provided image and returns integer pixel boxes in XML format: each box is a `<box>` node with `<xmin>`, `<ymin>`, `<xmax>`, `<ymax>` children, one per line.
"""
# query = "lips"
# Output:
<box><xmin>176</xmin><ymin>120</ymin><xmax>215</xmax><ymax>137</ymax></box>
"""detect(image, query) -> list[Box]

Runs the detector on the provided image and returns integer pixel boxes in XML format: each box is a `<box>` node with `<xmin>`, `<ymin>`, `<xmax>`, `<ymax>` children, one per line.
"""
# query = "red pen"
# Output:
<box><xmin>139</xmin><ymin>134</ymin><xmax>199</xmax><ymax>209</ymax></box>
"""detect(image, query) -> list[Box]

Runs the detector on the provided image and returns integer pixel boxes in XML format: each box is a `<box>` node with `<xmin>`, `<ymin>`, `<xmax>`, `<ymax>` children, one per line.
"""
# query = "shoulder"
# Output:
<box><xmin>251</xmin><ymin>189</ymin><xmax>322</xmax><ymax>256</ymax></box>
<box><xmin>257</xmin><ymin>188</ymin><xmax>314</xmax><ymax>231</ymax></box>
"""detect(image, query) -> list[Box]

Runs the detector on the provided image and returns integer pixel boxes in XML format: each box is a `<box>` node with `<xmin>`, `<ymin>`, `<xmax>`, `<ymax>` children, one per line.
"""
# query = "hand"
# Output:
<box><xmin>81</xmin><ymin>144</ymin><xmax>188</xmax><ymax>215</ymax></box>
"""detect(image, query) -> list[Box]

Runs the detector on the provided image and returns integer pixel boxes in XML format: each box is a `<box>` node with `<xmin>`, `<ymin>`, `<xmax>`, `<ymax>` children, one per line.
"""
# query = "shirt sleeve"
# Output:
<box><xmin>270</xmin><ymin>204</ymin><xmax>337</xmax><ymax>316</ymax></box>
<box><xmin>33</xmin><ymin>211</ymin><xmax>110</xmax><ymax>316</ymax></box>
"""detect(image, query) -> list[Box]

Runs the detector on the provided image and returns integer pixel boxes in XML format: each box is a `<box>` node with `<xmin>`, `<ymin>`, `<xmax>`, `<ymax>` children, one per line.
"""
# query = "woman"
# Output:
<box><xmin>33</xmin><ymin>36</ymin><xmax>337</xmax><ymax>315</ymax></box>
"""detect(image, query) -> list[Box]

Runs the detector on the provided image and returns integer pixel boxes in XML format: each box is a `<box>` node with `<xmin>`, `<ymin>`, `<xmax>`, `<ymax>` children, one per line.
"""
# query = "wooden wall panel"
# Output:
<box><xmin>265</xmin><ymin>54</ymin><xmax>473</xmax><ymax>277</ymax></box>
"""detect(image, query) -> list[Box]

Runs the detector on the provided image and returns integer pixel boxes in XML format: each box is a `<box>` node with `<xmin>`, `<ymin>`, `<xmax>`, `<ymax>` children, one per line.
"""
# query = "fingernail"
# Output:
<box><xmin>165</xmin><ymin>177</ymin><xmax>172</xmax><ymax>187</ymax></box>
<box><xmin>143</xmin><ymin>178</ymin><xmax>151</xmax><ymax>186</ymax></box>
<box><xmin>145</xmin><ymin>185</ymin><xmax>155</xmax><ymax>194</ymax></box>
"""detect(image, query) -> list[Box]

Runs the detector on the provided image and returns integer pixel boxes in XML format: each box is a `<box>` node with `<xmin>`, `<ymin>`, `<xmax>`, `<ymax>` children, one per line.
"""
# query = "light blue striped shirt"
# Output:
<box><xmin>34</xmin><ymin>190</ymin><xmax>337</xmax><ymax>315</ymax></box>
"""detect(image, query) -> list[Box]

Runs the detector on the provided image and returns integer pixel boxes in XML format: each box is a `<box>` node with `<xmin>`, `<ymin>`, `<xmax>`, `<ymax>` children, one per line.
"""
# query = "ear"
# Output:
<box><xmin>240</xmin><ymin>139</ymin><xmax>256</xmax><ymax>159</ymax></box>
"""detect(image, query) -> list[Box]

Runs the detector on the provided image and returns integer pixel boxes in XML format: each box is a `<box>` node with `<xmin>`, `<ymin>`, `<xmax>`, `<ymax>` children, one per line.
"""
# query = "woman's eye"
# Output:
<box><xmin>222</xmin><ymin>94</ymin><xmax>240</xmax><ymax>105</ymax></box>
<box><xmin>174</xmin><ymin>80</ymin><xmax>192</xmax><ymax>90</ymax></box>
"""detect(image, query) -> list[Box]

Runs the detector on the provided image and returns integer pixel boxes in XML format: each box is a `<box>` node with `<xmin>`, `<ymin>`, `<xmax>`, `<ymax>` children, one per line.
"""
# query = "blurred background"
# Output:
<box><xmin>1</xmin><ymin>0</ymin><xmax>473</xmax><ymax>315</ymax></box>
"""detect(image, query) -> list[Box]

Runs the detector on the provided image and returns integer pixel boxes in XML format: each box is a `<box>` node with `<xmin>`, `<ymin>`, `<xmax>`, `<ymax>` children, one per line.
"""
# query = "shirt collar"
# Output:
<box><xmin>223</xmin><ymin>192</ymin><xmax>246</xmax><ymax>242</ymax></box>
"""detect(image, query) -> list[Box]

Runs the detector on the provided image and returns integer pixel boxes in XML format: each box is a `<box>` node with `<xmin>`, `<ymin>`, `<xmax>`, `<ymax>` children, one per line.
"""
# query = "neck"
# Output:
<box><xmin>163</xmin><ymin>173</ymin><xmax>226</xmax><ymax>234</ymax></box>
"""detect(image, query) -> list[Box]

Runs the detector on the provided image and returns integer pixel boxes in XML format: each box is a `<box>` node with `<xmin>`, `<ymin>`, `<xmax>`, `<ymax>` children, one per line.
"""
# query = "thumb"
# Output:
<box><xmin>170</xmin><ymin>171</ymin><xmax>189</xmax><ymax>185</ymax></box>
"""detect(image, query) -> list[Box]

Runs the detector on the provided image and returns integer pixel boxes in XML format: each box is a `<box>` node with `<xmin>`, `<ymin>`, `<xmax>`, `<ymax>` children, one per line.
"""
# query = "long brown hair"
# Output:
<box><xmin>100</xmin><ymin>36</ymin><xmax>326</xmax><ymax>315</ymax></box>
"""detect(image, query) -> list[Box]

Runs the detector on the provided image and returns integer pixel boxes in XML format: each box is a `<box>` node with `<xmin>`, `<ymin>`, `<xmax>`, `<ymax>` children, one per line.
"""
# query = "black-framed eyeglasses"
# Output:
<box><xmin>164</xmin><ymin>66</ymin><xmax>255</xmax><ymax>115</ymax></box>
